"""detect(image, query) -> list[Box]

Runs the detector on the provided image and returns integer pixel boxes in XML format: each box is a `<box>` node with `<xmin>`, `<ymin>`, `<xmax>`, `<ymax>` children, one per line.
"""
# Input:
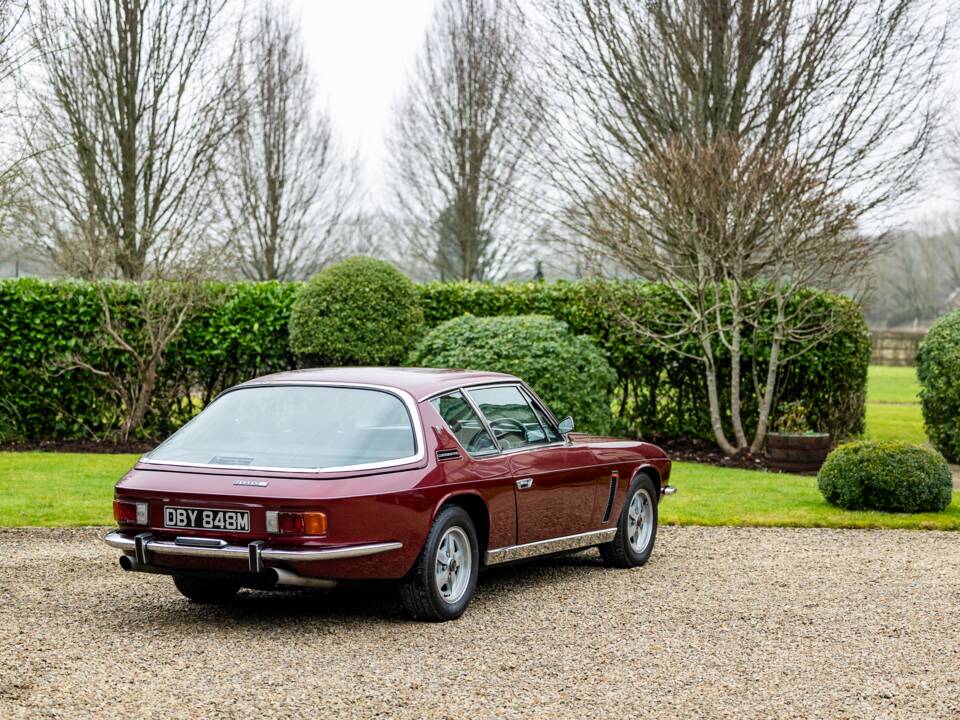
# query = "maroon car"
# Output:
<box><xmin>105</xmin><ymin>367</ymin><xmax>674</xmax><ymax>621</ymax></box>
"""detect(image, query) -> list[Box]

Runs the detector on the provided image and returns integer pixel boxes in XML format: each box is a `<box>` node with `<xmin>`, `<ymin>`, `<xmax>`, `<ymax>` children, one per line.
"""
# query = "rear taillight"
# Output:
<box><xmin>113</xmin><ymin>499</ymin><xmax>148</xmax><ymax>526</ymax></box>
<box><xmin>266</xmin><ymin>511</ymin><xmax>327</xmax><ymax>535</ymax></box>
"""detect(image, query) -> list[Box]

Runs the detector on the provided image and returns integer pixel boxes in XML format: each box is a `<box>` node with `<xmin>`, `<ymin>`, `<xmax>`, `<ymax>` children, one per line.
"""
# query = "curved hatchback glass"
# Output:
<box><xmin>145</xmin><ymin>385</ymin><xmax>418</xmax><ymax>471</ymax></box>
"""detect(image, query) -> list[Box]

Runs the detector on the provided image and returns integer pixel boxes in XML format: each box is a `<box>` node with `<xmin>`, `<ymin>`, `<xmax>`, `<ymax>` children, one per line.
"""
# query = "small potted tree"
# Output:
<box><xmin>765</xmin><ymin>402</ymin><xmax>832</xmax><ymax>473</ymax></box>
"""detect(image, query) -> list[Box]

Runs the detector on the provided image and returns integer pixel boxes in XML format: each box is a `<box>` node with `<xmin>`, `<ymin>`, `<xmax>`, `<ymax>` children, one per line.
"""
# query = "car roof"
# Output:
<box><xmin>237</xmin><ymin>367</ymin><xmax>520</xmax><ymax>400</ymax></box>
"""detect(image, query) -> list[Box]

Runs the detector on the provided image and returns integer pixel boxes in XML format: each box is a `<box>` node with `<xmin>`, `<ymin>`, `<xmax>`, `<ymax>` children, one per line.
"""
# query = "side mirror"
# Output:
<box><xmin>558</xmin><ymin>416</ymin><xmax>574</xmax><ymax>435</ymax></box>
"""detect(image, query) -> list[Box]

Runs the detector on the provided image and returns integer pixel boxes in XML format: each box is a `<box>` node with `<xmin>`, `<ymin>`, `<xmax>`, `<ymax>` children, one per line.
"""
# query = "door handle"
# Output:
<box><xmin>516</xmin><ymin>478</ymin><xmax>533</xmax><ymax>490</ymax></box>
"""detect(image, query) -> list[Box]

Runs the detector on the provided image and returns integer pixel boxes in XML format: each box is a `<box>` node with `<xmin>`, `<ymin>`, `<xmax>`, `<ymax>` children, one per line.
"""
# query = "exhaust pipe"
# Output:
<box><xmin>119</xmin><ymin>554</ymin><xmax>335</xmax><ymax>589</ymax></box>
<box><xmin>268</xmin><ymin>566</ymin><xmax>336</xmax><ymax>589</ymax></box>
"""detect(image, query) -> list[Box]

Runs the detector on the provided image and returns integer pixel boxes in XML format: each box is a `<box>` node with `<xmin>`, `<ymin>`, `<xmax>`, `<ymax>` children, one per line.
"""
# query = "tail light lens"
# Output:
<box><xmin>266</xmin><ymin>511</ymin><xmax>327</xmax><ymax>535</ymax></box>
<box><xmin>114</xmin><ymin>499</ymin><xmax>148</xmax><ymax>526</ymax></box>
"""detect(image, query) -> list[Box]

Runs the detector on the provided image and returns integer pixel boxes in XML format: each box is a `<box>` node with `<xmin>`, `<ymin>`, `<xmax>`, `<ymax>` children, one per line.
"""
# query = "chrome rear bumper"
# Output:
<box><xmin>104</xmin><ymin>530</ymin><xmax>402</xmax><ymax>577</ymax></box>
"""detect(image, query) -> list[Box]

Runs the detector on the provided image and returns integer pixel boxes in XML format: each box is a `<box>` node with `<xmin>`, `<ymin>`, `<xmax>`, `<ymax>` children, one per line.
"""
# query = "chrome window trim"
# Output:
<box><xmin>139</xmin><ymin>381</ymin><xmax>426</xmax><ymax>474</ymax></box>
<box><xmin>519</xmin><ymin>386</ymin><xmax>562</xmax><ymax>442</ymax></box>
<box><xmin>423</xmin><ymin>381</ymin><xmax>561</xmax><ymax>424</ymax></box>
<box><xmin>459</xmin><ymin>386</ymin><xmax>505</xmax><ymax>455</ymax></box>
<box><xmin>429</xmin><ymin>388</ymin><xmax>503</xmax><ymax>459</ymax></box>
<box><xmin>464</xmin><ymin>383</ymin><xmax>560</xmax><ymax>455</ymax></box>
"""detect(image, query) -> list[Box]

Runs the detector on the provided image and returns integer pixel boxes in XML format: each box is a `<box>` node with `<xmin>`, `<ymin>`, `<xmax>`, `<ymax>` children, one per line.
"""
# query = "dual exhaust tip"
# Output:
<box><xmin>118</xmin><ymin>554</ymin><xmax>336</xmax><ymax>589</ymax></box>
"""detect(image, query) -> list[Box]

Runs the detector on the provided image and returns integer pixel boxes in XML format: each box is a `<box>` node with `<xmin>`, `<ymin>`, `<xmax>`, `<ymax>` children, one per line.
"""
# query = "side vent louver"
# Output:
<box><xmin>602</xmin><ymin>472</ymin><xmax>619</xmax><ymax>523</ymax></box>
<box><xmin>436</xmin><ymin>448</ymin><xmax>462</xmax><ymax>462</ymax></box>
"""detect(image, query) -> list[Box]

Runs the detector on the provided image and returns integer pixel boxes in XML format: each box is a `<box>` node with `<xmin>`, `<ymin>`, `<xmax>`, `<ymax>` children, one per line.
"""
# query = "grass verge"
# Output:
<box><xmin>661</xmin><ymin>461</ymin><xmax>959</xmax><ymax>530</ymax></box>
<box><xmin>2</xmin><ymin>452</ymin><xmax>957</xmax><ymax>531</ymax></box>
<box><xmin>0</xmin><ymin>452</ymin><xmax>139</xmax><ymax>526</ymax></box>
<box><xmin>867</xmin><ymin>365</ymin><xmax>921</xmax><ymax>404</ymax></box>
<box><xmin>863</xmin><ymin>403</ymin><xmax>926</xmax><ymax>445</ymax></box>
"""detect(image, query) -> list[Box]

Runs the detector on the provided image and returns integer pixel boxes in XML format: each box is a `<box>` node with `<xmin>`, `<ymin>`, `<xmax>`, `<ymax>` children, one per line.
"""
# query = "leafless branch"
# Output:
<box><xmin>21</xmin><ymin>0</ymin><xmax>235</xmax><ymax>280</ymax></box>
<box><xmin>214</xmin><ymin>2</ymin><xmax>358</xmax><ymax>280</ymax></box>
<box><xmin>540</xmin><ymin>0</ymin><xmax>945</xmax><ymax>454</ymax></box>
<box><xmin>387</xmin><ymin>0</ymin><xmax>545</xmax><ymax>281</ymax></box>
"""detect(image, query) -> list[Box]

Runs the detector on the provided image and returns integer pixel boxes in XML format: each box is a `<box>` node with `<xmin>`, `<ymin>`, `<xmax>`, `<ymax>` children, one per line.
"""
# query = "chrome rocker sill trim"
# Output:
<box><xmin>484</xmin><ymin>527</ymin><xmax>618</xmax><ymax>566</ymax></box>
<box><xmin>104</xmin><ymin>531</ymin><xmax>402</xmax><ymax>563</ymax></box>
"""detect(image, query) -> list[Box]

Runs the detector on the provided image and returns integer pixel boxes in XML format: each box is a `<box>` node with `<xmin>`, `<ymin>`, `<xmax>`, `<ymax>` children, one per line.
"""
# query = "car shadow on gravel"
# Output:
<box><xmin>97</xmin><ymin>551</ymin><xmax>607</xmax><ymax>628</ymax></box>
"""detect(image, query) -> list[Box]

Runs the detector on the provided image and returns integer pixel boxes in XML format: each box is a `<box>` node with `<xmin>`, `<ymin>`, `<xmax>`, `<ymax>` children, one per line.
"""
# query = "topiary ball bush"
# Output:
<box><xmin>408</xmin><ymin>314</ymin><xmax>617</xmax><ymax>435</ymax></box>
<box><xmin>289</xmin><ymin>257</ymin><xmax>425</xmax><ymax>366</ymax></box>
<box><xmin>817</xmin><ymin>441</ymin><xmax>952</xmax><ymax>513</ymax></box>
<box><xmin>917</xmin><ymin>309</ymin><xmax>960</xmax><ymax>461</ymax></box>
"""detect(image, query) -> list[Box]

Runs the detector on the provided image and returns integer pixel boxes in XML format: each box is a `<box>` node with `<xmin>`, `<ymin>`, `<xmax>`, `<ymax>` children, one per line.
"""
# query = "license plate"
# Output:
<box><xmin>164</xmin><ymin>506</ymin><xmax>250</xmax><ymax>532</ymax></box>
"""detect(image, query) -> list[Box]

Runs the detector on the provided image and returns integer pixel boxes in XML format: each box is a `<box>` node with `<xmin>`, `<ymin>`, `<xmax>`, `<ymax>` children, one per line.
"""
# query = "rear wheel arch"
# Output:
<box><xmin>435</xmin><ymin>493</ymin><xmax>490</xmax><ymax>560</ymax></box>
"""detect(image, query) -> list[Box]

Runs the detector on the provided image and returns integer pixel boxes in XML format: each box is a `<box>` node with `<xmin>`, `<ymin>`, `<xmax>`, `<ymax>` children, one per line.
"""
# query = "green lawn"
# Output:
<box><xmin>661</xmin><ymin>461</ymin><xmax>959</xmax><ymax>530</ymax></box>
<box><xmin>2</xmin><ymin>450</ymin><xmax>957</xmax><ymax>531</ymax></box>
<box><xmin>0</xmin><ymin>364</ymin><xmax>946</xmax><ymax>529</ymax></box>
<box><xmin>0</xmin><ymin>452</ymin><xmax>139</xmax><ymax>526</ymax></box>
<box><xmin>867</xmin><ymin>365</ymin><xmax>921</xmax><ymax>404</ymax></box>
<box><xmin>862</xmin><ymin>365</ymin><xmax>926</xmax><ymax>445</ymax></box>
<box><xmin>864</xmin><ymin>403</ymin><xmax>926</xmax><ymax>445</ymax></box>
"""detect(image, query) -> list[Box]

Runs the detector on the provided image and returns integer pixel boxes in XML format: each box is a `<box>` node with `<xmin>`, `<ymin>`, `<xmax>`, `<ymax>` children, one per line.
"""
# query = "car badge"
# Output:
<box><xmin>233</xmin><ymin>480</ymin><xmax>268</xmax><ymax>487</ymax></box>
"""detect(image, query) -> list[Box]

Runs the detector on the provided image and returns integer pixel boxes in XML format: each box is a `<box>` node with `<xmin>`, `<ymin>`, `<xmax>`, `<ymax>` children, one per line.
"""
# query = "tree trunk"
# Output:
<box><xmin>729</xmin><ymin>307</ymin><xmax>748</xmax><ymax>451</ymax></box>
<box><xmin>750</xmin><ymin>299</ymin><xmax>785</xmax><ymax>455</ymax></box>
<box><xmin>701</xmin><ymin>335</ymin><xmax>738</xmax><ymax>455</ymax></box>
<box><xmin>120</xmin><ymin>360</ymin><xmax>157</xmax><ymax>443</ymax></box>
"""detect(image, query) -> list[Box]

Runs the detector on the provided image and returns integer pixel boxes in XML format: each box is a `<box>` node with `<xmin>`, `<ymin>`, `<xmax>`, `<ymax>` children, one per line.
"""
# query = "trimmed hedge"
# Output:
<box><xmin>418</xmin><ymin>280</ymin><xmax>870</xmax><ymax>442</ymax></box>
<box><xmin>0</xmin><ymin>278</ymin><xmax>297</xmax><ymax>441</ymax></box>
<box><xmin>0</xmin><ymin>274</ymin><xmax>869</xmax><ymax>443</ymax></box>
<box><xmin>289</xmin><ymin>257</ymin><xmax>424</xmax><ymax>367</ymax></box>
<box><xmin>917</xmin><ymin>310</ymin><xmax>960</xmax><ymax>461</ymax></box>
<box><xmin>408</xmin><ymin>315</ymin><xmax>617</xmax><ymax>434</ymax></box>
<box><xmin>817</xmin><ymin>441</ymin><xmax>952</xmax><ymax>513</ymax></box>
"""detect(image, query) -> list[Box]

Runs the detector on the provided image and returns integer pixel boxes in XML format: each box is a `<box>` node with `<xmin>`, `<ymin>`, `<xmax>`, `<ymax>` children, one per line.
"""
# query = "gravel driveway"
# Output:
<box><xmin>1</xmin><ymin>526</ymin><xmax>958</xmax><ymax>719</ymax></box>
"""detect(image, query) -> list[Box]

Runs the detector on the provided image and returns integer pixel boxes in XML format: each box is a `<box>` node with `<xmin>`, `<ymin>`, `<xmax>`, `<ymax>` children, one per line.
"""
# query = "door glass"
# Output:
<box><xmin>467</xmin><ymin>386</ymin><xmax>550</xmax><ymax>450</ymax></box>
<box><xmin>523</xmin><ymin>390</ymin><xmax>562</xmax><ymax>443</ymax></box>
<box><xmin>430</xmin><ymin>391</ymin><xmax>497</xmax><ymax>455</ymax></box>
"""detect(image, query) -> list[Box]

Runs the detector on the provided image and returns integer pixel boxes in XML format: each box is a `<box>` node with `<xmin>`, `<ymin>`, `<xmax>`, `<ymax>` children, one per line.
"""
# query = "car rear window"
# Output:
<box><xmin>145</xmin><ymin>385</ymin><xmax>418</xmax><ymax>471</ymax></box>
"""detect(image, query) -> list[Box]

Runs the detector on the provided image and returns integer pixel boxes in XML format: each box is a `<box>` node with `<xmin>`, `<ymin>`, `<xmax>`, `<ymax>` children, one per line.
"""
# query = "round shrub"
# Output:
<box><xmin>289</xmin><ymin>257</ymin><xmax>425</xmax><ymax>366</ymax></box>
<box><xmin>408</xmin><ymin>314</ymin><xmax>617</xmax><ymax>434</ymax></box>
<box><xmin>917</xmin><ymin>309</ymin><xmax>960</xmax><ymax>461</ymax></box>
<box><xmin>817</xmin><ymin>441</ymin><xmax>952</xmax><ymax>513</ymax></box>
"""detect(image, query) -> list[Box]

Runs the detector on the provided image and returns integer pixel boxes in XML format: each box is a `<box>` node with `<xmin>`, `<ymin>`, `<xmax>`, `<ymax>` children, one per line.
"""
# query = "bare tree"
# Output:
<box><xmin>215</xmin><ymin>3</ymin><xmax>357</xmax><ymax>281</ymax></box>
<box><xmin>868</xmin><ymin>218</ymin><xmax>960</xmax><ymax>327</ymax></box>
<box><xmin>23</xmin><ymin>0</ymin><xmax>234</xmax><ymax>280</ymax></box>
<box><xmin>387</xmin><ymin>0</ymin><xmax>544</xmax><ymax>281</ymax></box>
<box><xmin>55</xmin><ymin>226</ymin><xmax>214</xmax><ymax>442</ymax></box>
<box><xmin>544</xmin><ymin>0</ymin><xmax>945</xmax><ymax>454</ymax></box>
<box><xmin>0</xmin><ymin>2</ymin><xmax>41</xmax><ymax>271</ymax></box>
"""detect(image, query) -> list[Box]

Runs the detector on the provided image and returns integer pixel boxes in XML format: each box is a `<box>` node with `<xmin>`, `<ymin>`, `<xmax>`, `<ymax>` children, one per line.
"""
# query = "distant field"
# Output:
<box><xmin>867</xmin><ymin>365</ymin><xmax>921</xmax><ymax>404</ymax></box>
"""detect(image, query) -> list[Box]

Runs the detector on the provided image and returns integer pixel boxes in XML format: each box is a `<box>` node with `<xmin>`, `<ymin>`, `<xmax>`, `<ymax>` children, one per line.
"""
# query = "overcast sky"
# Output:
<box><xmin>287</xmin><ymin>0</ymin><xmax>435</xmax><ymax>193</ymax></box>
<box><xmin>287</xmin><ymin>0</ymin><xmax>960</xmax><ymax>227</ymax></box>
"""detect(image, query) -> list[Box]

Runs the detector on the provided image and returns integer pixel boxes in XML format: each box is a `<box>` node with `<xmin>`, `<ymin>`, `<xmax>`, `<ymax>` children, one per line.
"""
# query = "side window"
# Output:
<box><xmin>430</xmin><ymin>391</ymin><xmax>497</xmax><ymax>455</ymax></box>
<box><xmin>522</xmin><ymin>389</ymin><xmax>562</xmax><ymax>443</ymax></box>
<box><xmin>467</xmin><ymin>385</ymin><xmax>550</xmax><ymax>450</ymax></box>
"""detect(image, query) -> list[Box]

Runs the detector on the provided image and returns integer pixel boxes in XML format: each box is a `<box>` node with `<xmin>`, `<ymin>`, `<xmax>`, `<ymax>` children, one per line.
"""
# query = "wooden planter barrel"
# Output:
<box><xmin>765</xmin><ymin>433</ymin><xmax>832</xmax><ymax>473</ymax></box>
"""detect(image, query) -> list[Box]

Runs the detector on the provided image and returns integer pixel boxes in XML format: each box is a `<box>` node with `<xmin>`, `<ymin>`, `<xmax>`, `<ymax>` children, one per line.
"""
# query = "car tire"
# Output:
<box><xmin>400</xmin><ymin>505</ymin><xmax>479</xmax><ymax>622</ymax></box>
<box><xmin>172</xmin><ymin>576</ymin><xmax>241</xmax><ymax>604</ymax></box>
<box><xmin>600</xmin><ymin>473</ymin><xmax>658</xmax><ymax>568</ymax></box>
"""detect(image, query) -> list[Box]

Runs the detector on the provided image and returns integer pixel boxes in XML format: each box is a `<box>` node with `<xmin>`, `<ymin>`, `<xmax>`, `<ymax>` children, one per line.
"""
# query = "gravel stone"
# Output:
<box><xmin>1</xmin><ymin>526</ymin><xmax>958</xmax><ymax>719</ymax></box>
